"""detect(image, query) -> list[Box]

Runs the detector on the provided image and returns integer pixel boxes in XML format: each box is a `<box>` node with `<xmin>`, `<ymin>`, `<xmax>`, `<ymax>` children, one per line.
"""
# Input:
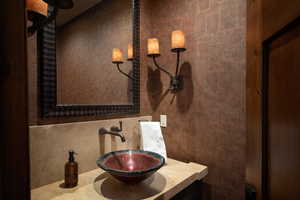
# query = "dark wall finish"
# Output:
<box><xmin>140</xmin><ymin>0</ymin><xmax>246</xmax><ymax>199</ymax></box>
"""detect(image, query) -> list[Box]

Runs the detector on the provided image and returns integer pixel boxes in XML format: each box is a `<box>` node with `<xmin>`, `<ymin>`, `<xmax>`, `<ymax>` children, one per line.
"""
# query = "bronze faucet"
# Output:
<box><xmin>99</xmin><ymin>121</ymin><xmax>126</xmax><ymax>142</ymax></box>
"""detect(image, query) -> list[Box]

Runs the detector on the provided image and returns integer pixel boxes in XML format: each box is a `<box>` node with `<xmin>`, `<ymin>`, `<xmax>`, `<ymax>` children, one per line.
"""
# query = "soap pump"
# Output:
<box><xmin>64</xmin><ymin>150</ymin><xmax>78</xmax><ymax>188</ymax></box>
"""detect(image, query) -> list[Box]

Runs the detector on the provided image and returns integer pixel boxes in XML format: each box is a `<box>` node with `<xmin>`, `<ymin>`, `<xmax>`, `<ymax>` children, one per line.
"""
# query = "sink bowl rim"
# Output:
<box><xmin>97</xmin><ymin>149</ymin><xmax>165</xmax><ymax>175</ymax></box>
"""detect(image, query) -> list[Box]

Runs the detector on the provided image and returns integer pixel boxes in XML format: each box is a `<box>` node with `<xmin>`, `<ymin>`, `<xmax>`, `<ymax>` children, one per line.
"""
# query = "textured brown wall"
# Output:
<box><xmin>57</xmin><ymin>0</ymin><xmax>133</xmax><ymax>105</ymax></box>
<box><xmin>140</xmin><ymin>0</ymin><xmax>246</xmax><ymax>199</ymax></box>
<box><xmin>28</xmin><ymin>0</ymin><xmax>246</xmax><ymax>198</ymax></box>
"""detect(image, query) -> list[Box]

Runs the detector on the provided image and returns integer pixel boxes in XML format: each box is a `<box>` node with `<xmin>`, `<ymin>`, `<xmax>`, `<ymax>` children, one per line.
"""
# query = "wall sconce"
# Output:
<box><xmin>26</xmin><ymin>0</ymin><xmax>74</xmax><ymax>37</ymax></box>
<box><xmin>112</xmin><ymin>45</ymin><xmax>135</xmax><ymax>80</ymax></box>
<box><xmin>147</xmin><ymin>30</ymin><xmax>186</xmax><ymax>93</ymax></box>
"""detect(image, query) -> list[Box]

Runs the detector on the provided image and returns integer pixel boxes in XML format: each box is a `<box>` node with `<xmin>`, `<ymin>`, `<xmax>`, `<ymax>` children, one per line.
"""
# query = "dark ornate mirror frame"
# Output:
<box><xmin>37</xmin><ymin>0</ymin><xmax>140</xmax><ymax>118</ymax></box>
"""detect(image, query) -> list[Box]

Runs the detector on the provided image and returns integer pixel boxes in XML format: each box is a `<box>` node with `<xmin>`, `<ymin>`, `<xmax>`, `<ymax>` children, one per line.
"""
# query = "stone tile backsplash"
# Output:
<box><xmin>30</xmin><ymin>116</ymin><xmax>152</xmax><ymax>189</ymax></box>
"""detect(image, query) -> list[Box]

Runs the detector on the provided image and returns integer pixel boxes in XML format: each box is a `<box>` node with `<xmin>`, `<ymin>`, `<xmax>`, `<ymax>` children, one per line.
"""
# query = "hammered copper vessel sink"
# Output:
<box><xmin>97</xmin><ymin>150</ymin><xmax>165</xmax><ymax>184</ymax></box>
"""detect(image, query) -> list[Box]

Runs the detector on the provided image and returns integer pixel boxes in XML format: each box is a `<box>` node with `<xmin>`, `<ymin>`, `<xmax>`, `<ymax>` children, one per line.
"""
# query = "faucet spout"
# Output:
<box><xmin>99</xmin><ymin>128</ymin><xmax>126</xmax><ymax>143</ymax></box>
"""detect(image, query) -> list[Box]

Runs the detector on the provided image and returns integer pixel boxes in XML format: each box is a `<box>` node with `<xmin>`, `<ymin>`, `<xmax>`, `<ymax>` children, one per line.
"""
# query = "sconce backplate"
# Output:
<box><xmin>170</xmin><ymin>75</ymin><xmax>184</xmax><ymax>93</ymax></box>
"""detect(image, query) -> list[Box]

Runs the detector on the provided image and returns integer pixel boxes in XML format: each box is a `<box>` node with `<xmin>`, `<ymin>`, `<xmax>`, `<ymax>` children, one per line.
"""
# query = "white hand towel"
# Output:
<box><xmin>139</xmin><ymin>121</ymin><xmax>167</xmax><ymax>161</ymax></box>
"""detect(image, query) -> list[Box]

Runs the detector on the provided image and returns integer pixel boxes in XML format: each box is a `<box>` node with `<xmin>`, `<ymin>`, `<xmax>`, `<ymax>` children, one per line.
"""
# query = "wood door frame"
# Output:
<box><xmin>247</xmin><ymin>0</ymin><xmax>300</xmax><ymax>197</ymax></box>
<box><xmin>246</xmin><ymin>0</ymin><xmax>263</xmax><ymax>199</ymax></box>
<box><xmin>261</xmin><ymin>16</ymin><xmax>300</xmax><ymax>200</ymax></box>
<box><xmin>0</xmin><ymin>0</ymin><xmax>30</xmax><ymax>199</ymax></box>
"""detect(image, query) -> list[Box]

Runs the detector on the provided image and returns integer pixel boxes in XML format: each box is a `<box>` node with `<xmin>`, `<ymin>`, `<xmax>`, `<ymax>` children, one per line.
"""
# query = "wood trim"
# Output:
<box><xmin>0</xmin><ymin>157</ymin><xmax>2</xmax><ymax>200</ymax></box>
<box><xmin>38</xmin><ymin>0</ymin><xmax>140</xmax><ymax>120</ymax></box>
<box><xmin>261</xmin><ymin>37</ymin><xmax>269</xmax><ymax>200</ymax></box>
<box><xmin>246</xmin><ymin>0</ymin><xmax>263</xmax><ymax>199</ymax></box>
<box><xmin>0</xmin><ymin>0</ymin><xmax>30</xmax><ymax>199</ymax></box>
<box><xmin>262</xmin><ymin>0</ymin><xmax>300</xmax><ymax>40</ymax></box>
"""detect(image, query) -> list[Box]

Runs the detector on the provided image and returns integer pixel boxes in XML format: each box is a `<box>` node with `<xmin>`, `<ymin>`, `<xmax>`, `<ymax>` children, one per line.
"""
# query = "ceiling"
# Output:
<box><xmin>56</xmin><ymin>0</ymin><xmax>103</xmax><ymax>26</ymax></box>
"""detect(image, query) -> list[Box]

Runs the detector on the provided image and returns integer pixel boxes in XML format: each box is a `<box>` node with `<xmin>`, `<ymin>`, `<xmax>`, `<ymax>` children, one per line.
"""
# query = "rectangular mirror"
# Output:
<box><xmin>56</xmin><ymin>0</ymin><xmax>133</xmax><ymax>105</ymax></box>
<box><xmin>38</xmin><ymin>0</ymin><xmax>140</xmax><ymax>118</ymax></box>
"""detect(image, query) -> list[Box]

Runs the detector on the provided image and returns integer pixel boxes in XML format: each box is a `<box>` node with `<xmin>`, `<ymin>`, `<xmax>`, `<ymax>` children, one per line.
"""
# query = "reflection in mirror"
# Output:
<box><xmin>56</xmin><ymin>0</ymin><xmax>133</xmax><ymax>105</ymax></box>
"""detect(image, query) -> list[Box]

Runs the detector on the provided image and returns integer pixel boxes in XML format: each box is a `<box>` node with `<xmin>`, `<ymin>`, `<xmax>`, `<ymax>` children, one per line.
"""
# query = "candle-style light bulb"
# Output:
<box><xmin>112</xmin><ymin>48</ymin><xmax>123</xmax><ymax>64</ymax></box>
<box><xmin>171</xmin><ymin>30</ymin><xmax>186</xmax><ymax>51</ymax></box>
<box><xmin>147</xmin><ymin>38</ymin><xmax>160</xmax><ymax>56</ymax></box>
<box><xmin>128</xmin><ymin>44</ymin><xmax>133</xmax><ymax>60</ymax></box>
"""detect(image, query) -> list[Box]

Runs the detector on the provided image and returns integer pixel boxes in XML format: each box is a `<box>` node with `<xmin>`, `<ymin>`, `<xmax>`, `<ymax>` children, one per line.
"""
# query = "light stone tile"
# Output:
<box><xmin>30</xmin><ymin>116</ymin><xmax>152</xmax><ymax>189</ymax></box>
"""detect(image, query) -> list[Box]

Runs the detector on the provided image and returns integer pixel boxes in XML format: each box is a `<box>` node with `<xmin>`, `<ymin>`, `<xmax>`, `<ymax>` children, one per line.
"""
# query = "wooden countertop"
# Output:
<box><xmin>31</xmin><ymin>159</ymin><xmax>208</xmax><ymax>200</ymax></box>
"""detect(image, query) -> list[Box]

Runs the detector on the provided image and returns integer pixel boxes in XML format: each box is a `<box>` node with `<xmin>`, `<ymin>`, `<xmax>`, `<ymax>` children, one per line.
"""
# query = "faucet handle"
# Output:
<box><xmin>119</xmin><ymin>121</ymin><xmax>123</xmax><ymax>131</ymax></box>
<box><xmin>110</xmin><ymin>121</ymin><xmax>123</xmax><ymax>132</ymax></box>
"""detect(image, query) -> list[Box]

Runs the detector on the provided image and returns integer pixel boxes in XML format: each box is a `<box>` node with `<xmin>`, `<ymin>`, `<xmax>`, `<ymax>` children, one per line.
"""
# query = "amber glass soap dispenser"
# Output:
<box><xmin>64</xmin><ymin>150</ymin><xmax>78</xmax><ymax>188</ymax></box>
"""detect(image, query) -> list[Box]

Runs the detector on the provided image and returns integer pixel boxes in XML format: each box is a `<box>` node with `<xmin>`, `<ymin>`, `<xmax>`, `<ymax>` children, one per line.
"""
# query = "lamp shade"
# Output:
<box><xmin>112</xmin><ymin>48</ymin><xmax>123</xmax><ymax>63</ymax></box>
<box><xmin>147</xmin><ymin>38</ymin><xmax>160</xmax><ymax>56</ymax></box>
<box><xmin>171</xmin><ymin>30</ymin><xmax>185</xmax><ymax>50</ymax></box>
<box><xmin>128</xmin><ymin>44</ymin><xmax>133</xmax><ymax>60</ymax></box>
<box><xmin>26</xmin><ymin>0</ymin><xmax>48</xmax><ymax>16</ymax></box>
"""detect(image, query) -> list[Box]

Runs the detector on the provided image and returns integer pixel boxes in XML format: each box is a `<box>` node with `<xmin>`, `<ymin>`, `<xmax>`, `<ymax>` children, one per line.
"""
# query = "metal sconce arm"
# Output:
<box><xmin>175</xmin><ymin>51</ymin><xmax>181</xmax><ymax>76</ymax></box>
<box><xmin>149</xmin><ymin>49</ymin><xmax>185</xmax><ymax>93</ymax></box>
<box><xmin>151</xmin><ymin>50</ymin><xmax>183</xmax><ymax>78</ymax></box>
<box><xmin>116</xmin><ymin>63</ymin><xmax>135</xmax><ymax>80</ymax></box>
<box><xmin>152</xmin><ymin>57</ymin><xmax>173</xmax><ymax>78</ymax></box>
